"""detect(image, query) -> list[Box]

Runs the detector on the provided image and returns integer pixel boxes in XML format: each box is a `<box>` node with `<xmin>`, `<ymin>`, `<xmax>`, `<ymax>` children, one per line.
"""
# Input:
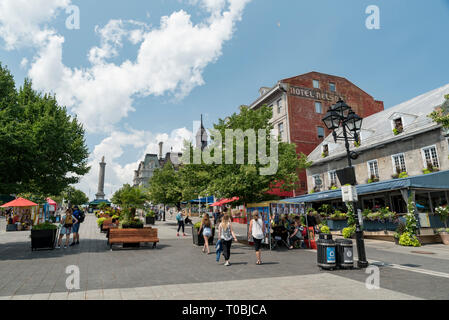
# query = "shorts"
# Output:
<box><xmin>60</xmin><ymin>226</ymin><xmax>72</xmax><ymax>235</ymax></box>
<box><xmin>203</xmin><ymin>228</ymin><xmax>212</xmax><ymax>238</ymax></box>
<box><xmin>72</xmin><ymin>222</ymin><xmax>80</xmax><ymax>233</ymax></box>
<box><xmin>253</xmin><ymin>238</ymin><xmax>263</xmax><ymax>251</ymax></box>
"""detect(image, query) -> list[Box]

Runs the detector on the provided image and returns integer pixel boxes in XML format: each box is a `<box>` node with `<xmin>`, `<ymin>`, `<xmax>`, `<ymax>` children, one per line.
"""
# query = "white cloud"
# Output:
<box><xmin>20</xmin><ymin>58</ymin><xmax>29</xmax><ymax>69</ymax></box>
<box><xmin>76</xmin><ymin>127</ymin><xmax>193</xmax><ymax>200</ymax></box>
<box><xmin>24</xmin><ymin>0</ymin><xmax>251</xmax><ymax>133</ymax></box>
<box><xmin>0</xmin><ymin>0</ymin><xmax>70</xmax><ymax>49</ymax></box>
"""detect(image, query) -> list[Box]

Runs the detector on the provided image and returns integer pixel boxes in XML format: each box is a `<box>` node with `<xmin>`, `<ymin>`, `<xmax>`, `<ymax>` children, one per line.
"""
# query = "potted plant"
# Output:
<box><xmin>192</xmin><ymin>222</ymin><xmax>214</xmax><ymax>246</ymax></box>
<box><xmin>436</xmin><ymin>228</ymin><xmax>449</xmax><ymax>245</ymax></box>
<box><xmin>145</xmin><ymin>210</ymin><xmax>156</xmax><ymax>225</ymax></box>
<box><xmin>342</xmin><ymin>225</ymin><xmax>356</xmax><ymax>239</ymax></box>
<box><xmin>367</xmin><ymin>175</ymin><xmax>379</xmax><ymax>184</ymax></box>
<box><xmin>31</xmin><ymin>222</ymin><xmax>58</xmax><ymax>251</ymax></box>
<box><xmin>393</xmin><ymin>222</ymin><xmax>406</xmax><ymax>245</ymax></box>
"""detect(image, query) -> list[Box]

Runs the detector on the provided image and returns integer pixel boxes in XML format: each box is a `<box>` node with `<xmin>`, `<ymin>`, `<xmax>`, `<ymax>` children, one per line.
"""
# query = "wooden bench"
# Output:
<box><xmin>108</xmin><ymin>228</ymin><xmax>159</xmax><ymax>249</ymax></box>
<box><xmin>102</xmin><ymin>219</ymin><xmax>118</xmax><ymax>233</ymax></box>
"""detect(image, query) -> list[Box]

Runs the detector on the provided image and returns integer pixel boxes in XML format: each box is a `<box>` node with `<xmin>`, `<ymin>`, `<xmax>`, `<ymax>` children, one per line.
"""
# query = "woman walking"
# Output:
<box><xmin>218</xmin><ymin>214</ymin><xmax>237</xmax><ymax>266</ymax></box>
<box><xmin>57</xmin><ymin>209</ymin><xmax>78</xmax><ymax>249</ymax></box>
<box><xmin>248</xmin><ymin>211</ymin><xmax>266</xmax><ymax>265</ymax></box>
<box><xmin>176</xmin><ymin>209</ymin><xmax>186</xmax><ymax>237</ymax></box>
<box><xmin>198</xmin><ymin>214</ymin><xmax>213</xmax><ymax>254</ymax></box>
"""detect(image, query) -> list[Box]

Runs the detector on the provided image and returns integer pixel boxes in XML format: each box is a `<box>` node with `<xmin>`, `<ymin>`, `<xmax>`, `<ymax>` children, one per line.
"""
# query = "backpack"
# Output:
<box><xmin>64</xmin><ymin>215</ymin><xmax>73</xmax><ymax>227</ymax></box>
<box><xmin>176</xmin><ymin>213</ymin><xmax>182</xmax><ymax>221</ymax></box>
<box><xmin>78</xmin><ymin>211</ymin><xmax>85</xmax><ymax>223</ymax></box>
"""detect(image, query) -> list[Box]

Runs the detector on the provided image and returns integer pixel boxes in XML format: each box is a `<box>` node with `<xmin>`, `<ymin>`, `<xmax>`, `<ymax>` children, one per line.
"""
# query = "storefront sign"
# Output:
<box><xmin>289</xmin><ymin>86</ymin><xmax>344</xmax><ymax>102</ymax></box>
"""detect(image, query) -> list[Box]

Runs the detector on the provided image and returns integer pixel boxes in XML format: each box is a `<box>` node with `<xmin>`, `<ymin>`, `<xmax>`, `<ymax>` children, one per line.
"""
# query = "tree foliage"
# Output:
<box><xmin>428</xmin><ymin>94</ymin><xmax>449</xmax><ymax>129</ymax></box>
<box><xmin>111</xmin><ymin>184</ymin><xmax>149</xmax><ymax>220</ymax></box>
<box><xmin>0</xmin><ymin>63</ymin><xmax>90</xmax><ymax>195</ymax></box>
<box><xmin>147</xmin><ymin>162</ymin><xmax>182</xmax><ymax>207</ymax></box>
<box><xmin>179</xmin><ymin>105</ymin><xmax>311</xmax><ymax>204</ymax></box>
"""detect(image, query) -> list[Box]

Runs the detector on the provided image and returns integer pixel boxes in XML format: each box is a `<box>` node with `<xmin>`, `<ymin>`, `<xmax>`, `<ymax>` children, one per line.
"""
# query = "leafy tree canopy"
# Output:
<box><xmin>147</xmin><ymin>162</ymin><xmax>182</xmax><ymax>207</ymax></box>
<box><xmin>429</xmin><ymin>94</ymin><xmax>449</xmax><ymax>129</ymax></box>
<box><xmin>0</xmin><ymin>63</ymin><xmax>90</xmax><ymax>195</ymax></box>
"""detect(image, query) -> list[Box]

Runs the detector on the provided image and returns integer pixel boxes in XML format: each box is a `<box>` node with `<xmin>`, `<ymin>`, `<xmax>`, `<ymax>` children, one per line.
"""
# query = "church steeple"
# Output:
<box><xmin>196</xmin><ymin>114</ymin><xmax>208</xmax><ymax>151</ymax></box>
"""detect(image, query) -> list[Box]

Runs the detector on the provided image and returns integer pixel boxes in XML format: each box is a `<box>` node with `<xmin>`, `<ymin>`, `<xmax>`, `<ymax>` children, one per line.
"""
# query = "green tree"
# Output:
<box><xmin>428</xmin><ymin>94</ymin><xmax>449</xmax><ymax>128</ymax></box>
<box><xmin>0</xmin><ymin>64</ymin><xmax>90</xmax><ymax>195</ymax></box>
<box><xmin>148</xmin><ymin>162</ymin><xmax>182</xmax><ymax>212</ymax></box>
<box><xmin>61</xmin><ymin>187</ymin><xmax>89</xmax><ymax>206</ymax></box>
<box><xmin>184</xmin><ymin>105</ymin><xmax>311</xmax><ymax>204</ymax></box>
<box><xmin>112</xmin><ymin>184</ymin><xmax>148</xmax><ymax>220</ymax></box>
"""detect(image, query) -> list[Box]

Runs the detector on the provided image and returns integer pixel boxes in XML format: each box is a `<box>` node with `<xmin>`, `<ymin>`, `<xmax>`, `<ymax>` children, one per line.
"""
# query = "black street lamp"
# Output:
<box><xmin>322</xmin><ymin>99</ymin><xmax>369</xmax><ymax>269</ymax></box>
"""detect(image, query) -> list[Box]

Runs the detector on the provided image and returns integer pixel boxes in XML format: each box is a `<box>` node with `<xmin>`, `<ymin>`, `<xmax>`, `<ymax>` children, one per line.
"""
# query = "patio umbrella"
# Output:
<box><xmin>1</xmin><ymin>197</ymin><xmax>38</xmax><ymax>208</ymax></box>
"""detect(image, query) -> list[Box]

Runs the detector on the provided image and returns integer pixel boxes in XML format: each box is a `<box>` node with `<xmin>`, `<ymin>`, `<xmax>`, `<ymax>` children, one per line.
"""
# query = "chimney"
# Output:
<box><xmin>158</xmin><ymin>142</ymin><xmax>163</xmax><ymax>160</ymax></box>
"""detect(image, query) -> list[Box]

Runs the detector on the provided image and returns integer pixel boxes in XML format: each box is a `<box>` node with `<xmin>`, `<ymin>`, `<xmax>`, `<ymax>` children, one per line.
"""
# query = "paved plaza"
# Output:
<box><xmin>0</xmin><ymin>215</ymin><xmax>448</xmax><ymax>300</ymax></box>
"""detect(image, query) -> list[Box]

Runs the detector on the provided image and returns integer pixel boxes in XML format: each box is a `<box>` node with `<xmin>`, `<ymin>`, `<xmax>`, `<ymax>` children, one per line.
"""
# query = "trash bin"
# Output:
<box><xmin>317</xmin><ymin>235</ymin><xmax>337</xmax><ymax>270</ymax></box>
<box><xmin>335</xmin><ymin>238</ymin><xmax>354</xmax><ymax>269</ymax></box>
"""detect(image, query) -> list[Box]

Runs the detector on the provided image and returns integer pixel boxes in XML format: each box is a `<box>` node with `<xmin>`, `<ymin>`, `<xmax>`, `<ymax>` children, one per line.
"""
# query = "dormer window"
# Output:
<box><xmin>393</xmin><ymin>118</ymin><xmax>403</xmax><ymax>135</ymax></box>
<box><xmin>321</xmin><ymin>144</ymin><xmax>329</xmax><ymax>158</ymax></box>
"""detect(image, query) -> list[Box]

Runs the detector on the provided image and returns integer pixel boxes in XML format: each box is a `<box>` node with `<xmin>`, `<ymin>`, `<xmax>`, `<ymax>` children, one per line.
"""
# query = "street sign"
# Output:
<box><xmin>342</xmin><ymin>185</ymin><xmax>358</xmax><ymax>202</ymax></box>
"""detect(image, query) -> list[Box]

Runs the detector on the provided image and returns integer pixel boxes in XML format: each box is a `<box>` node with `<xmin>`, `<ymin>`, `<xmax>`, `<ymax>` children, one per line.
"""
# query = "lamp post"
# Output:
<box><xmin>322</xmin><ymin>99</ymin><xmax>369</xmax><ymax>269</ymax></box>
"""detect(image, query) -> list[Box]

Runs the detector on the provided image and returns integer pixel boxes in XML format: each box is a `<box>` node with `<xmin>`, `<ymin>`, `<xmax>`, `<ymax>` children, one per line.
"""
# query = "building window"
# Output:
<box><xmin>315</xmin><ymin>101</ymin><xmax>322</xmax><ymax>114</ymax></box>
<box><xmin>277</xmin><ymin>99</ymin><xmax>282</xmax><ymax>114</ymax></box>
<box><xmin>393</xmin><ymin>118</ymin><xmax>403</xmax><ymax>134</ymax></box>
<box><xmin>322</xmin><ymin>144</ymin><xmax>329</xmax><ymax>157</ymax></box>
<box><xmin>422</xmin><ymin>145</ymin><xmax>439</xmax><ymax>169</ymax></box>
<box><xmin>313</xmin><ymin>80</ymin><xmax>320</xmax><ymax>89</ymax></box>
<box><xmin>312</xmin><ymin>175</ymin><xmax>322</xmax><ymax>192</ymax></box>
<box><xmin>317</xmin><ymin>126</ymin><xmax>325</xmax><ymax>139</ymax></box>
<box><xmin>329</xmin><ymin>82</ymin><xmax>336</xmax><ymax>92</ymax></box>
<box><xmin>328</xmin><ymin>171</ymin><xmax>337</xmax><ymax>187</ymax></box>
<box><xmin>278</xmin><ymin>122</ymin><xmax>284</xmax><ymax>137</ymax></box>
<box><xmin>392</xmin><ymin>153</ymin><xmax>407</xmax><ymax>174</ymax></box>
<box><xmin>367</xmin><ymin>160</ymin><xmax>379</xmax><ymax>180</ymax></box>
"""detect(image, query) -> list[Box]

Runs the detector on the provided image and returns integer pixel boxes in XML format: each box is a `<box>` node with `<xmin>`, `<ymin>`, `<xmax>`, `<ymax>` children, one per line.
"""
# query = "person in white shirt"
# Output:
<box><xmin>248</xmin><ymin>211</ymin><xmax>266</xmax><ymax>265</ymax></box>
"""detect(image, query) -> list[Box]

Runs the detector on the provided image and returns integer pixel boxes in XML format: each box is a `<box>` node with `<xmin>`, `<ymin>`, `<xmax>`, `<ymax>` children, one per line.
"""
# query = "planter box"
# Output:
<box><xmin>327</xmin><ymin>220</ymin><xmax>348</xmax><ymax>231</ymax></box>
<box><xmin>6</xmin><ymin>224</ymin><xmax>17</xmax><ymax>232</ymax></box>
<box><xmin>31</xmin><ymin>229</ymin><xmax>57</xmax><ymax>251</ymax></box>
<box><xmin>362</xmin><ymin>220</ymin><xmax>397</xmax><ymax>231</ymax></box>
<box><xmin>192</xmin><ymin>226</ymin><xmax>214</xmax><ymax>246</ymax></box>
<box><xmin>440</xmin><ymin>233</ymin><xmax>449</xmax><ymax>245</ymax></box>
<box><xmin>145</xmin><ymin>216</ymin><xmax>155</xmax><ymax>225</ymax></box>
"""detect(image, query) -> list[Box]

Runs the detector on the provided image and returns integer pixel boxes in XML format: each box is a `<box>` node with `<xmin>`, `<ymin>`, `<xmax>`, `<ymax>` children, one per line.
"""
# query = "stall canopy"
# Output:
<box><xmin>210</xmin><ymin>197</ymin><xmax>240</xmax><ymax>207</ymax></box>
<box><xmin>46</xmin><ymin>198</ymin><xmax>57</xmax><ymax>206</ymax></box>
<box><xmin>89</xmin><ymin>199</ymin><xmax>111</xmax><ymax>206</ymax></box>
<box><xmin>189</xmin><ymin>196</ymin><xmax>214</xmax><ymax>204</ymax></box>
<box><xmin>1</xmin><ymin>197</ymin><xmax>38</xmax><ymax>208</ymax></box>
<box><xmin>282</xmin><ymin>170</ymin><xmax>449</xmax><ymax>204</ymax></box>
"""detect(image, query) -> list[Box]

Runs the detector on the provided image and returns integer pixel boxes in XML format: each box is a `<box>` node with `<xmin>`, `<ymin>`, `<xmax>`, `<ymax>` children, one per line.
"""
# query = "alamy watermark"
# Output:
<box><xmin>66</xmin><ymin>265</ymin><xmax>80</xmax><ymax>290</ymax></box>
<box><xmin>66</xmin><ymin>5</ymin><xmax>80</xmax><ymax>30</ymax></box>
<box><xmin>366</xmin><ymin>5</ymin><xmax>380</xmax><ymax>30</ymax></box>
<box><xmin>365</xmin><ymin>265</ymin><xmax>380</xmax><ymax>290</ymax></box>
<box><xmin>171</xmin><ymin>125</ymin><xmax>279</xmax><ymax>176</ymax></box>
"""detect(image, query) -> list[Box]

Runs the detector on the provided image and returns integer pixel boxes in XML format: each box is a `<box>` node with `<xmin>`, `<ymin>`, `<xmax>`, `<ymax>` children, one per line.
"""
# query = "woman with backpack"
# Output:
<box><xmin>198</xmin><ymin>214</ymin><xmax>213</xmax><ymax>254</ymax></box>
<box><xmin>218</xmin><ymin>214</ymin><xmax>237</xmax><ymax>266</ymax></box>
<box><xmin>57</xmin><ymin>209</ymin><xmax>78</xmax><ymax>249</ymax></box>
<box><xmin>176</xmin><ymin>209</ymin><xmax>186</xmax><ymax>237</ymax></box>
<box><xmin>248</xmin><ymin>211</ymin><xmax>266</xmax><ymax>265</ymax></box>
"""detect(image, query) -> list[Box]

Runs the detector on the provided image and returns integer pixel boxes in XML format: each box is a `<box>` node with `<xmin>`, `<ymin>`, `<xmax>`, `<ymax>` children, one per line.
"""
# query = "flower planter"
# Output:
<box><xmin>362</xmin><ymin>220</ymin><xmax>397</xmax><ymax>231</ymax></box>
<box><xmin>440</xmin><ymin>232</ymin><xmax>449</xmax><ymax>245</ymax></box>
<box><xmin>192</xmin><ymin>226</ymin><xmax>214</xmax><ymax>246</ymax></box>
<box><xmin>6</xmin><ymin>224</ymin><xmax>17</xmax><ymax>232</ymax></box>
<box><xmin>31</xmin><ymin>229</ymin><xmax>57</xmax><ymax>251</ymax></box>
<box><xmin>145</xmin><ymin>216</ymin><xmax>155</xmax><ymax>225</ymax></box>
<box><xmin>327</xmin><ymin>220</ymin><xmax>348</xmax><ymax>231</ymax></box>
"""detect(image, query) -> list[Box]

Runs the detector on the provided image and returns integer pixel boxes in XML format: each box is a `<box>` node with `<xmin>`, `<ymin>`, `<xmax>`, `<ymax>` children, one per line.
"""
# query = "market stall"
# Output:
<box><xmin>1</xmin><ymin>197</ymin><xmax>38</xmax><ymax>231</ymax></box>
<box><xmin>246</xmin><ymin>201</ymin><xmax>315</xmax><ymax>250</ymax></box>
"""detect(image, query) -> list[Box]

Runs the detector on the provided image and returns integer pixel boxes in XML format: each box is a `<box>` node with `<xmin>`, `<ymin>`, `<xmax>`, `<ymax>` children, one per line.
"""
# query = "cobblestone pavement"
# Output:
<box><xmin>0</xmin><ymin>214</ymin><xmax>448</xmax><ymax>300</ymax></box>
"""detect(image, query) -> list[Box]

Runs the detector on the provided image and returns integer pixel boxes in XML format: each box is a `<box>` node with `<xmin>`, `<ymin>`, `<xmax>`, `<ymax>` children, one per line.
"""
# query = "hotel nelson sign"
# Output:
<box><xmin>289</xmin><ymin>86</ymin><xmax>345</xmax><ymax>102</ymax></box>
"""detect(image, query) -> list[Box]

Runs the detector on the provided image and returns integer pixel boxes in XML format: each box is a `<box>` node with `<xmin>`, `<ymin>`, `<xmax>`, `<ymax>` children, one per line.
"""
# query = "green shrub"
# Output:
<box><xmin>320</xmin><ymin>225</ymin><xmax>331</xmax><ymax>234</ymax></box>
<box><xmin>398</xmin><ymin>172</ymin><xmax>408</xmax><ymax>179</ymax></box>
<box><xmin>422</xmin><ymin>168</ymin><xmax>432</xmax><ymax>174</ymax></box>
<box><xmin>434</xmin><ymin>206</ymin><xmax>449</xmax><ymax>228</ymax></box>
<box><xmin>146</xmin><ymin>210</ymin><xmax>156</xmax><ymax>217</ymax></box>
<box><xmin>33</xmin><ymin>222</ymin><xmax>57</xmax><ymax>230</ymax></box>
<box><xmin>399</xmin><ymin>232</ymin><xmax>421</xmax><ymax>247</ymax></box>
<box><xmin>342</xmin><ymin>225</ymin><xmax>356</xmax><ymax>239</ymax></box>
<box><xmin>121</xmin><ymin>220</ymin><xmax>144</xmax><ymax>229</ymax></box>
<box><xmin>97</xmin><ymin>217</ymin><xmax>107</xmax><ymax>227</ymax></box>
<box><xmin>112</xmin><ymin>215</ymin><xmax>120</xmax><ymax>220</ymax></box>
<box><xmin>436</xmin><ymin>228</ymin><xmax>449</xmax><ymax>234</ymax></box>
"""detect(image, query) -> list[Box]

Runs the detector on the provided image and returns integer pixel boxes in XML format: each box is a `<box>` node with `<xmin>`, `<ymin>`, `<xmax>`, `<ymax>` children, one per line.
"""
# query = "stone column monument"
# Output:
<box><xmin>95</xmin><ymin>156</ymin><xmax>106</xmax><ymax>200</ymax></box>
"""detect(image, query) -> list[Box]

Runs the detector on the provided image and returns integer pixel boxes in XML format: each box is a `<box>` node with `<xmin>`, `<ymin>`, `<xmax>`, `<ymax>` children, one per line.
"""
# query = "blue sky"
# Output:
<box><xmin>1</xmin><ymin>0</ymin><xmax>448</xmax><ymax>199</ymax></box>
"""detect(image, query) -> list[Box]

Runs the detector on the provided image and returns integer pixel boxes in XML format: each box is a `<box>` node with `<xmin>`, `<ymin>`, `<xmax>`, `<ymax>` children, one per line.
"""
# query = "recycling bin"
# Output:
<box><xmin>335</xmin><ymin>238</ymin><xmax>354</xmax><ymax>269</ymax></box>
<box><xmin>317</xmin><ymin>235</ymin><xmax>337</xmax><ymax>270</ymax></box>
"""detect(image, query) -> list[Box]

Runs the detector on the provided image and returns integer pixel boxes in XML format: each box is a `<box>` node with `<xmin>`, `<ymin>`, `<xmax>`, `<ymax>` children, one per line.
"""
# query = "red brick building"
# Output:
<box><xmin>249</xmin><ymin>71</ymin><xmax>384</xmax><ymax>197</ymax></box>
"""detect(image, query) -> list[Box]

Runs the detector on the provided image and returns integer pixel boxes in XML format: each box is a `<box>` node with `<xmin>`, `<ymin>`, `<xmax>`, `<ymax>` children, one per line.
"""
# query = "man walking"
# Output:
<box><xmin>70</xmin><ymin>206</ymin><xmax>82</xmax><ymax>246</ymax></box>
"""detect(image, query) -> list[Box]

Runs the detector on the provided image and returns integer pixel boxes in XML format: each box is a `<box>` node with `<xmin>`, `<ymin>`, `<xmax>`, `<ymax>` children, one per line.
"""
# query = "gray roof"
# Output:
<box><xmin>309</xmin><ymin>83</ymin><xmax>449</xmax><ymax>164</ymax></box>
